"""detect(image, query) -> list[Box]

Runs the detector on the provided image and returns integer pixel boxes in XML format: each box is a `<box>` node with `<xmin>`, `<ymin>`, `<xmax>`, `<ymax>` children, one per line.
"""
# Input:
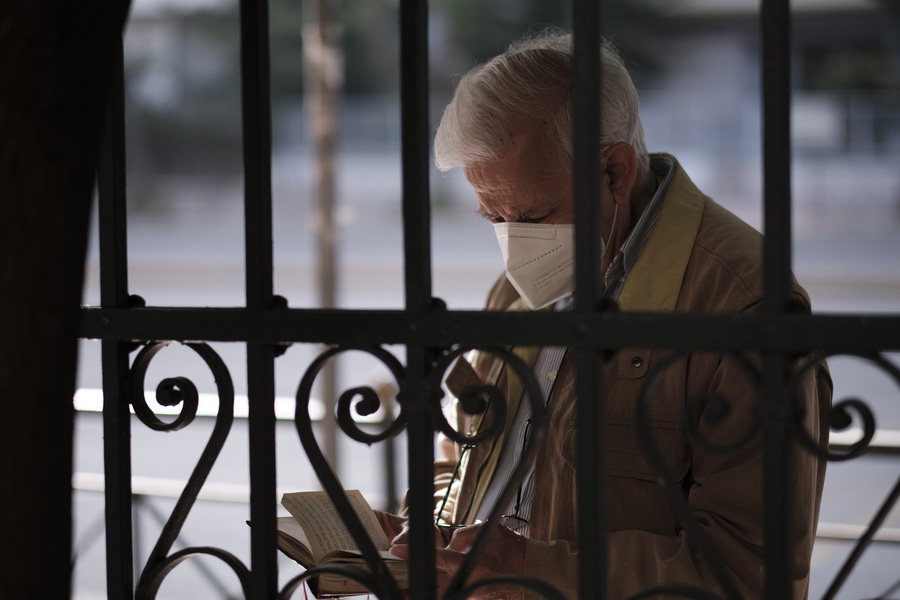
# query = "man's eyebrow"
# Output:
<box><xmin>476</xmin><ymin>199</ymin><xmax>560</xmax><ymax>222</ymax></box>
<box><xmin>512</xmin><ymin>201</ymin><xmax>561</xmax><ymax>222</ymax></box>
<box><xmin>475</xmin><ymin>207</ymin><xmax>552</xmax><ymax>223</ymax></box>
<box><xmin>476</xmin><ymin>206</ymin><xmax>499</xmax><ymax>221</ymax></box>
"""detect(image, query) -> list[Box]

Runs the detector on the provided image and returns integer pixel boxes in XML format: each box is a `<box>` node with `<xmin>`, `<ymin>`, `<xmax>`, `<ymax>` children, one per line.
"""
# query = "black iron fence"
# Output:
<box><xmin>78</xmin><ymin>0</ymin><xmax>900</xmax><ymax>598</ymax></box>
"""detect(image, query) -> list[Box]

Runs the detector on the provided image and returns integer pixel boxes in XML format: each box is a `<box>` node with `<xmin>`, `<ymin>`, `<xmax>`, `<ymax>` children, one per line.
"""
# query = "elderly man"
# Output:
<box><xmin>386</xmin><ymin>29</ymin><xmax>831</xmax><ymax>600</ymax></box>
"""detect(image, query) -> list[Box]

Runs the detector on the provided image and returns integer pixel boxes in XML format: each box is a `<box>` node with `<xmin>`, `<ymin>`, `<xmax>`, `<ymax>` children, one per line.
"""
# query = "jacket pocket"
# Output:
<box><xmin>606</xmin><ymin>406</ymin><xmax>690</xmax><ymax>483</ymax></box>
<box><xmin>561</xmin><ymin>408</ymin><xmax>691</xmax><ymax>484</ymax></box>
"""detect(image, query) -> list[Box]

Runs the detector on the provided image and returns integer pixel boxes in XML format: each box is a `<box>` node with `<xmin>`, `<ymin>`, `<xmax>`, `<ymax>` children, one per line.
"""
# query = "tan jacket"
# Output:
<box><xmin>438</xmin><ymin>155</ymin><xmax>832</xmax><ymax>599</ymax></box>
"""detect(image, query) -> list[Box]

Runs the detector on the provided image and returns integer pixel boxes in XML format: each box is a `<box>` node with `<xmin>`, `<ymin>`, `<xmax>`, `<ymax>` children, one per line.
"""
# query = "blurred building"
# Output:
<box><xmin>641</xmin><ymin>0</ymin><xmax>900</xmax><ymax>234</ymax></box>
<box><xmin>118</xmin><ymin>0</ymin><xmax>900</xmax><ymax>235</ymax></box>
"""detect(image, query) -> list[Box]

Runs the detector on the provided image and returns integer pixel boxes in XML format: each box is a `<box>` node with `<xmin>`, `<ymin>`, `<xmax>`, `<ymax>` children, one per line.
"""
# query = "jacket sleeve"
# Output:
<box><xmin>522</xmin><ymin>349</ymin><xmax>831</xmax><ymax>600</ymax></box>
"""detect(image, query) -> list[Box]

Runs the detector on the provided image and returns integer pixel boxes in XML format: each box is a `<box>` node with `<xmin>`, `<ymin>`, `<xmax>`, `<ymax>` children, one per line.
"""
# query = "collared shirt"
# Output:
<box><xmin>604</xmin><ymin>155</ymin><xmax>675</xmax><ymax>299</ymax></box>
<box><xmin>474</xmin><ymin>155</ymin><xmax>676</xmax><ymax>535</ymax></box>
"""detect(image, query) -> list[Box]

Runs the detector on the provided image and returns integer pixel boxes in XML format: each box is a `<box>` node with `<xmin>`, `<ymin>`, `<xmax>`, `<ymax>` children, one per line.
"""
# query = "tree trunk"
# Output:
<box><xmin>303</xmin><ymin>0</ymin><xmax>343</xmax><ymax>471</ymax></box>
<box><xmin>0</xmin><ymin>3</ymin><xmax>130</xmax><ymax>597</ymax></box>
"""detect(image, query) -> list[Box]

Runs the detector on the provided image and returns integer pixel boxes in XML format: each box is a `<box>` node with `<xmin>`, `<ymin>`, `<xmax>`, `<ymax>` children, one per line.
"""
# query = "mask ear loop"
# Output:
<box><xmin>601</xmin><ymin>204</ymin><xmax>618</xmax><ymax>266</ymax></box>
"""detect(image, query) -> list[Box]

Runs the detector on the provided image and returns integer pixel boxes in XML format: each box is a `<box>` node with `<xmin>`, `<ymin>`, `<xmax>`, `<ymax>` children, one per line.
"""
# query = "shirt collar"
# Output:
<box><xmin>603</xmin><ymin>155</ymin><xmax>675</xmax><ymax>297</ymax></box>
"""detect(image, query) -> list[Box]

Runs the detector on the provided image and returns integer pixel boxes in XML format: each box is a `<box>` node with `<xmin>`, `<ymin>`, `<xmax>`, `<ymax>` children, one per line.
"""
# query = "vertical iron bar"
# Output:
<box><xmin>97</xmin><ymin>33</ymin><xmax>135</xmax><ymax>600</ymax></box>
<box><xmin>240</xmin><ymin>0</ymin><xmax>278</xmax><ymax>598</ymax></box>
<box><xmin>97</xmin><ymin>44</ymin><xmax>129</xmax><ymax>311</ymax></box>
<box><xmin>240</xmin><ymin>3</ymin><xmax>274</xmax><ymax>306</ymax></box>
<box><xmin>572</xmin><ymin>1</ymin><xmax>606</xmax><ymax>598</ymax></box>
<box><xmin>761</xmin><ymin>1</ymin><xmax>793</xmax><ymax>312</ymax></box>
<box><xmin>404</xmin><ymin>347</ymin><xmax>437</xmax><ymax>600</ymax></box>
<box><xmin>573</xmin><ymin>0</ymin><xmax>605</xmax><ymax>311</ymax></box>
<box><xmin>246</xmin><ymin>342</ymin><xmax>278</xmax><ymax>600</ymax></box>
<box><xmin>761</xmin><ymin>0</ymin><xmax>793</xmax><ymax>598</ymax></box>
<box><xmin>399</xmin><ymin>0</ymin><xmax>433</xmax><ymax>311</ymax></box>
<box><xmin>102</xmin><ymin>340</ymin><xmax>134</xmax><ymax>600</ymax></box>
<box><xmin>761</xmin><ymin>351</ymin><xmax>793</xmax><ymax>600</ymax></box>
<box><xmin>399</xmin><ymin>0</ymin><xmax>436</xmax><ymax>598</ymax></box>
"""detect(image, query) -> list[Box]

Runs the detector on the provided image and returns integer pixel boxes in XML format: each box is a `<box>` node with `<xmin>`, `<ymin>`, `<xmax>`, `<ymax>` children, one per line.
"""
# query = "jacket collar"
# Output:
<box><xmin>617</xmin><ymin>153</ymin><xmax>705</xmax><ymax>312</ymax></box>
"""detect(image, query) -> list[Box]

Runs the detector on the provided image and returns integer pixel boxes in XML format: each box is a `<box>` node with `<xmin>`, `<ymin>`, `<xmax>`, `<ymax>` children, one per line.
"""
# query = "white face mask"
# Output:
<box><xmin>493</xmin><ymin>207</ymin><xmax>617</xmax><ymax>310</ymax></box>
<box><xmin>493</xmin><ymin>222</ymin><xmax>576</xmax><ymax>310</ymax></box>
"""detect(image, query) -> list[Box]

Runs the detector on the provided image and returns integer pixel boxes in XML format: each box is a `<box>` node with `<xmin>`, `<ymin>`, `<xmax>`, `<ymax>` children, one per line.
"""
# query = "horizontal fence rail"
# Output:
<box><xmin>79</xmin><ymin>307</ymin><xmax>900</xmax><ymax>352</ymax></box>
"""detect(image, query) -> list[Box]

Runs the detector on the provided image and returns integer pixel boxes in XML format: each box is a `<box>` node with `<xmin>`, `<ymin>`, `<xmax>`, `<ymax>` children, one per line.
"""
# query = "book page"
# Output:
<box><xmin>281</xmin><ymin>489</ymin><xmax>390</xmax><ymax>562</ymax></box>
<box><xmin>275</xmin><ymin>517</ymin><xmax>315</xmax><ymax>566</ymax></box>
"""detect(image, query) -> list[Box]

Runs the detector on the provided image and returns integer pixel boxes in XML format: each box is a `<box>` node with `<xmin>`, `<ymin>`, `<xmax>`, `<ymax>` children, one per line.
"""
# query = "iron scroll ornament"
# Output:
<box><xmin>286</xmin><ymin>343</ymin><xmax>566</xmax><ymax>600</ymax></box>
<box><xmin>790</xmin><ymin>352</ymin><xmax>895</xmax><ymax>462</ymax></box>
<box><xmin>288</xmin><ymin>344</ymin><xmax>407</xmax><ymax>599</ymax></box>
<box><xmin>633</xmin><ymin>350</ymin><xmax>765</xmax><ymax>600</ymax></box>
<box><xmin>789</xmin><ymin>352</ymin><xmax>900</xmax><ymax>600</ymax></box>
<box><xmin>128</xmin><ymin>341</ymin><xmax>251</xmax><ymax>598</ymax></box>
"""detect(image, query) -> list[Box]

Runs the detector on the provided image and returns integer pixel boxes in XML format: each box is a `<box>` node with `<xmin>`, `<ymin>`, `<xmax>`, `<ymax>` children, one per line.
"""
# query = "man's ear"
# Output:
<box><xmin>603</xmin><ymin>143</ymin><xmax>637</xmax><ymax>207</ymax></box>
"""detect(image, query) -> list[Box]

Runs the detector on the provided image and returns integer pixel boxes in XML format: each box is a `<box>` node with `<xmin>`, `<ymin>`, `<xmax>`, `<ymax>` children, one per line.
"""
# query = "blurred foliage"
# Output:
<box><xmin>805</xmin><ymin>46</ymin><xmax>900</xmax><ymax>91</ymax></box>
<box><xmin>123</xmin><ymin>0</ymin><xmax>671</xmax><ymax>179</ymax></box>
<box><xmin>801</xmin><ymin>0</ymin><xmax>900</xmax><ymax>93</ymax></box>
<box><xmin>270</xmin><ymin>1</ymin><xmax>306</xmax><ymax>98</ymax></box>
<box><xmin>123</xmin><ymin>7</ymin><xmax>242</xmax><ymax>179</ymax></box>
<box><xmin>122</xmin><ymin>0</ymin><xmax>899</xmax><ymax>186</ymax></box>
<box><xmin>431</xmin><ymin>0</ymin><xmax>571</xmax><ymax>67</ymax></box>
<box><xmin>124</xmin><ymin>2</ymin><xmax>300</xmax><ymax>178</ymax></box>
<box><xmin>876</xmin><ymin>0</ymin><xmax>900</xmax><ymax>21</ymax></box>
<box><xmin>800</xmin><ymin>0</ymin><xmax>900</xmax><ymax>91</ymax></box>
<box><xmin>341</xmin><ymin>0</ymin><xmax>399</xmax><ymax>93</ymax></box>
<box><xmin>430</xmin><ymin>0</ymin><xmax>670</xmax><ymax>90</ymax></box>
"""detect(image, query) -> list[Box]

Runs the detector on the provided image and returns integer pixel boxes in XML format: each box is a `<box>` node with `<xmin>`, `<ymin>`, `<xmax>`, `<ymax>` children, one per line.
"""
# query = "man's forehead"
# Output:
<box><xmin>464</xmin><ymin>160</ymin><xmax>528</xmax><ymax>197</ymax></box>
<box><xmin>466</xmin><ymin>119</ymin><xmax>556</xmax><ymax>171</ymax></box>
<box><xmin>464</xmin><ymin>161</ymin><xmax>507</xmax><ymax>188</ymax></box>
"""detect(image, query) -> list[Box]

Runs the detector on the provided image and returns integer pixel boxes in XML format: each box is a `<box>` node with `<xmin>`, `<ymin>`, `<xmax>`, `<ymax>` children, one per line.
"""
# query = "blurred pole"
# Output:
<box><xmin>303</xmin><ymin>0</ymin><xmax>341</xmax><ymax>469</ymax></box>
<box><xmin>376</xmin><ymin>378</ymin><xmax>400</xmax><ymax>513</ymax></box>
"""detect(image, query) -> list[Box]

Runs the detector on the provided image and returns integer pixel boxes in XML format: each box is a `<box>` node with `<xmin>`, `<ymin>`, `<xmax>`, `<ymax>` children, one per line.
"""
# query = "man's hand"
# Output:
<box><xmin>373</xmin><ymin>510</ymin><xmax>447</xmax><ymax>548</ymax></box>
<box><xmin>391</xmin><ymin>522</ymin><xmax>526</xmax><ymax>600</ymax></box>
<box><xmin>373</xmin><ymin>510</ymin><xmax>407</xmax><ymax>543</ymax></box>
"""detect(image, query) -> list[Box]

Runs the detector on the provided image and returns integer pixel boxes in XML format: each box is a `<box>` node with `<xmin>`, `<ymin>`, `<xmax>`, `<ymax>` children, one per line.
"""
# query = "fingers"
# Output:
<box><xmin>392</xmin><ymin>530</ymin><xmax>410</xmax><ymax>546</ymax></box>
<box><xmin>446</xmin><ymin>524</ymin><xmax>482</xmax><ymax>551</ymax></box>
<box><xmin>434</xmin><ymin>546</ymin><xmax>466</xmax><ymax>576</ymax></box>
<box><xmin>392</xmin><ymin>522</ymin><xmax>451</xmax><ymax>548</ymax></box>
<box><xmin>391</xmin><ymin>527</ymin><xmax>471</xmax><ymax>569</ymax></box>
<box><xmin>373</xmin><ymin>510</ymin><xmax>406</xmax><ymax>541</ymax></box>
<box><xmin>389</xmin><ymin>543</ymin><xmax>409</xmax><ymax>560</ymax></box>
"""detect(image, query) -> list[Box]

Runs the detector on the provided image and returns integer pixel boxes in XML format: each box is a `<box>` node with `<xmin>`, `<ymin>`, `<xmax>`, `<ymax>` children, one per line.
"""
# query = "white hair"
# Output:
<box><xmin>434</xmin><ymin>28</ymin><xmax>650</xmax><ymax>176</ymax></box>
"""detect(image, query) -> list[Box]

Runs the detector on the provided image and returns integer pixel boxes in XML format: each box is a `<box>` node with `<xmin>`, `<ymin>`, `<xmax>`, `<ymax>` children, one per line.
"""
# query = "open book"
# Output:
<box><xmin>278</xmin><ymin>489</ymin><xmax>414</xmax><ymax>597</ymax></box>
